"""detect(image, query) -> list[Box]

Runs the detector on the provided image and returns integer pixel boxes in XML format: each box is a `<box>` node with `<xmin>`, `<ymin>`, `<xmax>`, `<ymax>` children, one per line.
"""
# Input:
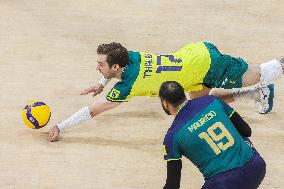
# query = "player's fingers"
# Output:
<box><xmin>50</xmin><ymin>133</ymin><xmax>58</xmax><ymax>142</ymax></box>
<box><xmin>80</xmin><ymin>89</ymin><xmax>88</xmax><ymax>95</ymax></box>
<box><xmin>80</xmin><ymin>89</ymin><xmax>91</xmax><ymax>95</ymax></box>
<box><xmin>52</xmin><ymin>135</ymin><xmax>58</xmax><ymax>142</ymax></box>
<box><xmin>48</xmin><ymin>131</ymin><xmax>54</xmax><ymax>141</ymax></box>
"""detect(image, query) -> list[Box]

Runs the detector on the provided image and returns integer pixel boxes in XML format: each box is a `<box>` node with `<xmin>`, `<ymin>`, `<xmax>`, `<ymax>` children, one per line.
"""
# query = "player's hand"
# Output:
<box><xmin>80</xmin><ymin>83</ymin><xmax>104</xmax><ymax>97</ymax></box>
<box><xmin>48</xmin><ymin>125</ymin><xmax>60</xmax><ymax>142</ymax></box>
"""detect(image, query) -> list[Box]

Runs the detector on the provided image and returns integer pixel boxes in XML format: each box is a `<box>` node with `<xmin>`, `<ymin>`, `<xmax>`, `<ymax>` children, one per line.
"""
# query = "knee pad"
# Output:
<box><xmin>260</xmin><ymin>59</ymin><xmax>283</xmax><ymax>84</ymax></box>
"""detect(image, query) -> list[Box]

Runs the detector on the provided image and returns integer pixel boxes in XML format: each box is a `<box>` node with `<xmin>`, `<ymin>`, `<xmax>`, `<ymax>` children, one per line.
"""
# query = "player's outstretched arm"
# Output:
<box><xmin>48</xmin><ymin>97</ymin><xmax>121</xmax><ymax>142</ymax></box>
<box><xmin>80</xmin><ymin>77</ymin><xmax>110</xmax><ymax>97</ymax></box>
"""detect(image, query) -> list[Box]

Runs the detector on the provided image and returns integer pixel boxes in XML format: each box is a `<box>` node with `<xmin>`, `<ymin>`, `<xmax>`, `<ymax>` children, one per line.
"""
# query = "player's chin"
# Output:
<box><xmin>102</xmin><ymin>74</ymin><xmax>111</xmax><ymax>79</ymax></box>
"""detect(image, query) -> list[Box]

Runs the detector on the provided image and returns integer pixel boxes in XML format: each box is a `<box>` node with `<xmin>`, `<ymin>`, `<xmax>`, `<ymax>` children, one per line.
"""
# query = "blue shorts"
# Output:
<box><xmin>201</xmin><ymin>150</ymin><xmax>266</xmax><ymax>189</ymax></box>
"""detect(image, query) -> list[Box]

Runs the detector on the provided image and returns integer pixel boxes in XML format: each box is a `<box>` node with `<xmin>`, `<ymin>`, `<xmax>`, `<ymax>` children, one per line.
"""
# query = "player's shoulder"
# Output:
<box><xmin>173</xmin><ymin>96</ymin><xmax>219</xmax><ymax>123</ymax></box>
<box><xmin>165</xmin><ymin>111</ymin><xmax>187</xmax><ymax>143</ymax></box>
<box><xmin>128</xmin><ymin>51</ymin><xmax>141</xmax><ymax>62</ymax></box>
<box><xmin>193</xmin><ymin>95</ymin><xmax>218</xmax><ymax>105</ymax></box>
<box><xmin>164</xmin><ymin>125</ymin><xmax>179</xmax><ymax>146</ymax></box>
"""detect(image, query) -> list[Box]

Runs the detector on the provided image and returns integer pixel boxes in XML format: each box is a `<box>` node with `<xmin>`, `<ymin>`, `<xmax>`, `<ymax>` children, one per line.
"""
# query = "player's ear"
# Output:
<box><xmin>112</xmin><ymin>64</ymin><xmax>120</xmax><ymax>71</ymax></box>
<box><xmin>161</xmin><ymin>99</ymin><xmax>168</xmax><ymax>109</ymax></box>
<box><xmin>160</xmin><ymin>99</ymin><xmax>172</xmax><ymax>115</ymax></box>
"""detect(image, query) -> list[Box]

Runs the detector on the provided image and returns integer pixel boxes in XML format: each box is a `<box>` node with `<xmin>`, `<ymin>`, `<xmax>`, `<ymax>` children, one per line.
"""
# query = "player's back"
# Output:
<box><xmin>130</xmin><ymin>42</ymin><xmax>211</xmax><ymax>96</ymax></box>
<box><xmin>163</xmin><ymin>95</ymin><xmax>253</xmax><ymax>179</ymax></box>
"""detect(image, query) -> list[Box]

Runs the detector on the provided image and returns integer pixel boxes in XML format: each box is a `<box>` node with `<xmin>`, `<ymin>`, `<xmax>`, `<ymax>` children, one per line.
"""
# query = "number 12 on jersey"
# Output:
<box><xmin>198</xmin><ymin>122</ymin><xmax>235</xmax><ymax>155</ymax></box>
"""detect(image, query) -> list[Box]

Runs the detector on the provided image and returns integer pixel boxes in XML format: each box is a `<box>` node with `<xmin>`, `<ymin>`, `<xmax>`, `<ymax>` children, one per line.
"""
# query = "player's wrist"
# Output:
<box><xmin>98</xmin><ymin>83</ymin><xmax>104</xmax><ymax>88</ymax></box>
<box><xmin>98</xmin><ymin>76</ymin><xmax>110</xmax><ymax>87</ymax></box>
<box><xmin>56</xmin><ymin>124</ymin><xmax>63</xmax><ymax>131</ymax></box>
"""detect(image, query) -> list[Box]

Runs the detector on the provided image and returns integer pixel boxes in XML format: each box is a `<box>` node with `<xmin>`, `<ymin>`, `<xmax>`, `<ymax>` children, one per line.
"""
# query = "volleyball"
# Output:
<box><xmin>22</xmin><ymin>101</ymin><xmax>51</xmax><ymax>129</ymax></box>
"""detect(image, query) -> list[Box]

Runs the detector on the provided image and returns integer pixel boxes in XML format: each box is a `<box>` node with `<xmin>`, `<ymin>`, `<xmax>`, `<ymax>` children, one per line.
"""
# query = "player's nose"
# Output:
<box><xmin>96</xmin><ymin>65</ymin><xmax>100</xmax><ymax>71</ymax></box>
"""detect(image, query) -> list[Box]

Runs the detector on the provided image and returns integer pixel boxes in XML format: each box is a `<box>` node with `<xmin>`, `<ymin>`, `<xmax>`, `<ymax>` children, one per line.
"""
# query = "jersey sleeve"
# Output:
<box><xmin>163</xmin><ymin>133</ymin><xmax>182</xmax><ymax>161</ymax></box>
<box><xmin>106</xmin><ymin>81</ymin><xmax>133</xmax><ymax>102</ymax></box>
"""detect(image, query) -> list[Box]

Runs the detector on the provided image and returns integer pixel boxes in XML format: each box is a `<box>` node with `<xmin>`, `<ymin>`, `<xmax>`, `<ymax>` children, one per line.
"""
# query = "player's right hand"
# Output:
<box><xmin>80</xmin><ymin>83</ymin><xmax>104</xmax><ymax>97</ymax></box>
<box><xmin>48</xmin><ymin>125</ymin><xmax>60</xmax><ymax>142</ymax></box>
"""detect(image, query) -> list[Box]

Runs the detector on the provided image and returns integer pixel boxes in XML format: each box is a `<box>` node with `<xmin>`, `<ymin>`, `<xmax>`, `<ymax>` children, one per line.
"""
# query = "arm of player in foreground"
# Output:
<box><xmin>48</xmin><ymin>97</ymin><xmax>121</xmax><ymax>142</ymax></box>
<box><xmin>230</xmin><ymin>111</ymin><xmax>252</xmax><ymax>137</ymax></box>
<box><xmin>163</xmin><ymin>160</ymin><xmax>182</xmax><ymax>189</ymax></box>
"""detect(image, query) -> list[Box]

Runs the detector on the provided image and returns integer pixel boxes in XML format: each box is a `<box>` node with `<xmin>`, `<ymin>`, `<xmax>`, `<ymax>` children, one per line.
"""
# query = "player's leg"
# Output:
<box><xmin>236</xmin><ymin>57</ymin><xmax>282</xmax><ymax>113</ymax></box>
<box><xmin>203</xmin><ymin>42</ymin><xmax>259</xmax><ymax>103</ymax></box>
<box><xmin>241</xmin><ymin>56</ymin><xmax>284</xmax><ymax>86</ymax></box>
<box><xmin>241</xmin><ymin>63</ymin><xmax>261</xmax><ymax>86</ymax></box>
<box><xmin>211</xmin><ymin>57</ymin><xmax>283</xmax><ymax>113</ymax></box>
<box><xmin>211</xmin><ymin>83</ymin><xmax>275</xmax><ymax>113</ymax></box>
<box><xmin>209</xmin><ymin>62</ymin><xmax>261</xmax><ymax>104</ymax></box>
<box><xmin>209</xmin><ymin>88</ymin><xmax>235</xmax><ymax>103</ymax></box>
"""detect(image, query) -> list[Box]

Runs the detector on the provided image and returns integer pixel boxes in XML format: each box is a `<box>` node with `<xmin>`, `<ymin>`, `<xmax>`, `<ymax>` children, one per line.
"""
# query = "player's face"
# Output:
<box><xmin>160</xmin><ymin>99</ymin><xmax>171</xmax><ymax>115</ymax></box>
<box><xmin>96</xmin><ymin>54</ymin><xmax>117</xmax><ymax>79</ymax></box>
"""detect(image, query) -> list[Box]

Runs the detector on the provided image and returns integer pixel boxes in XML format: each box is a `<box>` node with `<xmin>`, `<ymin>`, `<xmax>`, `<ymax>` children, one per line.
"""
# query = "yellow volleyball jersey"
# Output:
<box><xmin>106</xmin><ymin>42</ymin><xmax>211</xmax><ymax>102</ymax></box>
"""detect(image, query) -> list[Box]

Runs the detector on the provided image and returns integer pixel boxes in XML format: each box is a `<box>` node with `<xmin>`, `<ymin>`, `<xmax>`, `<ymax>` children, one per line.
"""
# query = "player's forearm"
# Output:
<box><xmin>58</xmin><ymin>98</ymin><xmax>121</xmax><ymax>131</ymax></box>
<box><xmin>58</xmin><ymin>106</ymin><xmax>92</xmax><ymax>130</ymax></box>
<box><xmin>163</xmin><ymin>160</ymin><xmax>182</xmax><ymax>189</ymax></box>
<box><xmin>230</xmin><ymin>112</ymin><xmax>252</xmax><ymax>137</ymax></box>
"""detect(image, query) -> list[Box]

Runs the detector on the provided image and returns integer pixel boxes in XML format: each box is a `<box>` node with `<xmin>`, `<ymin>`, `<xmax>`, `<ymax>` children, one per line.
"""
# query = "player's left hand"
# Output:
<box><xmin>80</xmin><ymin>83</ymin><xmax>104</xmax><ymax>97</ymax></box>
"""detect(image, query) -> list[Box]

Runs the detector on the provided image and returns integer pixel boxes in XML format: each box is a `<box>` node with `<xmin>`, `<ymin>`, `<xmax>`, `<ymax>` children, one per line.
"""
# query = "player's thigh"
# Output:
<box><xmin>188</xmin><ymin>87</ymin><xmax>211</xmax><ymax>99</ymax></box>
<box><xmin>242</xmin><ymin>63</ymin><xmax>261</xmax><ymax>87</ymax></box>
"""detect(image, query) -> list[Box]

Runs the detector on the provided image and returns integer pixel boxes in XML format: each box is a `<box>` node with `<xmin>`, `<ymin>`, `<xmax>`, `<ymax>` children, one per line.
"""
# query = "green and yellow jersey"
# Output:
<box><xmin>106</xmin><ymin>42</ymin><xmax>248</xmax><ymax>102</ymax></box>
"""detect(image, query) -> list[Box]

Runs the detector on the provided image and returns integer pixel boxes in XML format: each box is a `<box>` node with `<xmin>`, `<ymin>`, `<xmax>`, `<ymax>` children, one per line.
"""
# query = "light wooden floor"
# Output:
<box><xmin>0</xmin><ymin>1</ymin><xmax>283</xmax><ymax>188</ymax></box>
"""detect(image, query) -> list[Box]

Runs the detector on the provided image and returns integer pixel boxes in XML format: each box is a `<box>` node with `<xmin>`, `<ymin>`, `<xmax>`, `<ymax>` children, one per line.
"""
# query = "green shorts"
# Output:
<box><xmin>203</xmin><ymin>42</ymin><xmax>248</xmax><ymax>89</ymax></box>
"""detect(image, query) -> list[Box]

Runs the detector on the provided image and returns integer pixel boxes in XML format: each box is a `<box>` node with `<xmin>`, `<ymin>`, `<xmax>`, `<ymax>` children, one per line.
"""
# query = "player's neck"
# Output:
<box><xmin>172</xmin><ymin>100</ymin><xmax>188</xmax><ymax>116</ymax></box>
<box><xmin>176</xmin><ymin>100</ymin><xmax>188</xmax><ymax>115</ymax></box>
<box><xmin>114</xmin><ymin>68</ymin><xmax>123</xmax><ymax>80</ymax></box>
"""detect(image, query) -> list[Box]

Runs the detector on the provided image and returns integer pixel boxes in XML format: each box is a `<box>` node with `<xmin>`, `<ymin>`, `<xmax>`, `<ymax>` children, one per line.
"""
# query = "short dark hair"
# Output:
<box><xmin>159</xmin><ymin>81</ymin><xmax>186</xmax><ymax>107</ymax></box>
<box><xmin>97</xmin><ymin>42</ymin><xmax>129</xmax><ymax>68</ymax></box>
